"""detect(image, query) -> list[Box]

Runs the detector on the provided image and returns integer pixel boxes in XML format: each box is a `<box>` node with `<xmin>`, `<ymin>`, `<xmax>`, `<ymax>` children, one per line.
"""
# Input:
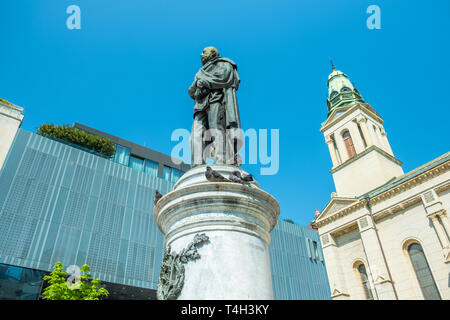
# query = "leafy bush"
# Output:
<box><xmin>37</xmin><ymin>123</ymin><xmax>115</xmax><ymax>157</ymax></box>
<box><xmin>42</xmin><ymin>261</ymin><xmax>109</xmax><ymax>300</ymax></box>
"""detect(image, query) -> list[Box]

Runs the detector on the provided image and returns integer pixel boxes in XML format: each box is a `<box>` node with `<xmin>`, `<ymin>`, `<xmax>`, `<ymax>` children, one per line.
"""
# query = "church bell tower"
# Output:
<box><xmin>320</xmin><ymin>64</ymin><xmax>404</xmax><ymax>198</ymax></box>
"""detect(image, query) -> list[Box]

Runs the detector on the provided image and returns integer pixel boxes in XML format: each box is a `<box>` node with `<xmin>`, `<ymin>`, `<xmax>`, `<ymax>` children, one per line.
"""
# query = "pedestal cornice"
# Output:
<box><xmin>154</xmin><ymin>165</ymin><xmax>280</xmax><ymax>246</ymax></box>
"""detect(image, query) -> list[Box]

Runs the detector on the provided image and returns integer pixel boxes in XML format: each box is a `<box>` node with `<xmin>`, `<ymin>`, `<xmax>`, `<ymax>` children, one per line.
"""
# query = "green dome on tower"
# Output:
<box><xmin>326</xmin><ymin>64</ymin><xmax>365</xmax><ymax>117</ymax></box>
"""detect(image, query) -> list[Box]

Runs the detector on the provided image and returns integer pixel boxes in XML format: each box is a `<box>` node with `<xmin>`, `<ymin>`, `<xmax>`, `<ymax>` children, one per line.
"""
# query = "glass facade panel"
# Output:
<box><xmin>162</xmin><ymin>165</ymin><xmax>171</xmax><ymax>181</ymax></box>
<box><xmin>408</xmin><ymin>243</ymin><xmax>441</xmax><ymax>300</ymax></box>
<box><xmin>162</xmin><ymin>166</ymin><xmax>183</xmax><ymax>183</ymax></box>
<box><xmin>0</xmin><ymin>129</ymin><xmax>176</xmax><ymax>291</ymax></box>
<box><xmin>171</xmin><ymin>168</ymin><xmax>184</xmax><ymax>183</ymax></box>
<box><xmin>114</xmin><ymin>144</ymin><xmax>130</xmax><ymax>166</ymax></box>
<box><xmin>129</xmin><ymin>156</ymin><xmax>144</xmax><ymax>172</ymax></box>
<box><xmin>269</xmin><ymin>221</ymin><xmax>331</xmax><ymax>299</ymax></box>
<box><xmin>312</xmin><ymin>241</ymin><xmax>319</xmax><ymax>259</ymax></box>
<box><xmin>144</xmin><ymin>159</ymin><xmax>159</xmax><ymax>177</ymax></box>
<box><xmin>0</xmin><ymin>263</ymin><xmax>46</xmax><ymax>300</ymax></box>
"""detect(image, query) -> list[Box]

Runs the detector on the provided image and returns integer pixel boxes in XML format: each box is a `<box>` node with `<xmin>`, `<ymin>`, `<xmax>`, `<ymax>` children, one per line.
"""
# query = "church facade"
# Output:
<box><xmin>313</xmin><ymin>66</ymin><xmax>450</xmax><ymax>300</ymax></box>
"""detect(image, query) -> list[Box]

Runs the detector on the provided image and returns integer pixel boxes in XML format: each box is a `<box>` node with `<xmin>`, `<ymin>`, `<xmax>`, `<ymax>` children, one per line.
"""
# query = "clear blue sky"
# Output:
<box><xmin>1</xmin><ymin>1</ymin><xmax>449</xmax><ymax>226</ymax></box>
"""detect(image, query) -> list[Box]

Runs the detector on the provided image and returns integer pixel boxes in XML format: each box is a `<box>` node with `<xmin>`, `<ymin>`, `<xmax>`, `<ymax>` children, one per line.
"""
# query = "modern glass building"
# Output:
<box><xmin>270</xmin><ymin>220</ymin><xmax>330</xmax><ymax>299</ymax></box>
<box><xmin>0</xmin><ymin>124</ymin><xmax>330</xmax><ymax>300</ymax></box>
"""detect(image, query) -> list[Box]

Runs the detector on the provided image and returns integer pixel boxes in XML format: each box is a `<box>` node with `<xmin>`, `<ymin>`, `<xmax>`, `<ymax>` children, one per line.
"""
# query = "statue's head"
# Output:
<box><xmin>201</xmin><ymin>46</ymin><xmax>219</xmax><ymax>65</ymax></box>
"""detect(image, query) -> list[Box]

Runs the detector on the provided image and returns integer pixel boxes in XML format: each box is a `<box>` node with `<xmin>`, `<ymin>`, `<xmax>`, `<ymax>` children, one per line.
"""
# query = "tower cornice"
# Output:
<box><xmin>329</xmin><ymin>145</ymin><xmax>402</xmax><ymax>174</ymax></box>
<box><xmin>320</xmin><ymin>103</ymin><xmax>383</xmax><ymax>133</ymax></box>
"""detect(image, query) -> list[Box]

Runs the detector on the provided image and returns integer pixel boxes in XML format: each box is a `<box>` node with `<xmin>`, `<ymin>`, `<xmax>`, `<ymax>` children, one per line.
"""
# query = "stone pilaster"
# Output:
<box><xmin>357</xmin><ymin>212</ymin><xmax>397</xmax><ymax>299</ymax></box>
<box><xmin>367</xmin><ymin>122</ymin><xmax>383</xmax><ymax>149</ymax></box>
<box><xmin>356</xmin><ymin>115</ymin><xmax>373</xmax><ymax>147</ymax></box>
<box><xmin>422</xmin><ymin>190</ymin><xmax>450</xmax><ymax>263</ymax></box>
<box><xmin>439</xmin><ymin>212</ymin><xmax>450</xmax><ymax>240</ymax></box>
<box><xmin>429</xmin><ymin>214</ymin><xmax>449</xmax><ymax>247</ymax></box>
<box><xmin>320</xmin><ymin>233</ymin><xmax>350</xmax><ymax>300</ymax></box>
<box><xmin>325</xmin><ymin>135</ymin><xmax>339</xmax><ymax>168</ymax></box>
<box><xmin>380</xmin><ymin>127</ymin><xmax>394</xmax><ymax>156</ymax></box>
<box><xmin>348</xmin><ymin>121</ymin><xmax>365</xmax><ymax>154</ymax></box>
<box><xmin>335</xmin><ymin>131</ymin><xmax>349</xmax><ymax>162</ymax></box>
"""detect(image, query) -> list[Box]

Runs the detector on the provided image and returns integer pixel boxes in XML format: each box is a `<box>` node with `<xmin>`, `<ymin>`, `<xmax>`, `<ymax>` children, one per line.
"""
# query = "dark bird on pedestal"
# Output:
<box><xmin>230</xmin><ymin>171</ymin><xmax>254</xmax><ymax>183</ymax></box>
<box><xmin>154</xmin><ymin>190</ymin><xmax>163</xmax><ymax>205</ymax></box>
<box><xmin>205</xmin><ymin>166</ymin><xmax>230</xmax><ymax>182</ymax></box>
<box><xmin>228</xmin><ymin>172</ymin><xmax>244</xmax><ymax>184</ymax></box>
<box><xmin>241</xmin><ymin>173</ymin><xmax>253</xmax><ymax>182</ymax></box>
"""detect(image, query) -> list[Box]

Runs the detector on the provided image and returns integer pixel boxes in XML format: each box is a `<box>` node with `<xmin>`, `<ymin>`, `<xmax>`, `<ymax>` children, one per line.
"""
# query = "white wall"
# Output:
<box><xmin>376</xmin><ymin>200</ymin><xmax>450</xmax><ymax>300</ymax></box>
<box><xmin>0</xmin><ymin>103</ymin><xmax>24</xmax><ymax>170</ymax></box>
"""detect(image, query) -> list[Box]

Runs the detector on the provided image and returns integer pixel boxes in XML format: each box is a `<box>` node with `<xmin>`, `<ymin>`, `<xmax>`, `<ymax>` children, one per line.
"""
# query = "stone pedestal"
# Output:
<box><xmin>154</xmin><ymin>164</ymin><xmax>280</xmax><ymax>300</ymax></box>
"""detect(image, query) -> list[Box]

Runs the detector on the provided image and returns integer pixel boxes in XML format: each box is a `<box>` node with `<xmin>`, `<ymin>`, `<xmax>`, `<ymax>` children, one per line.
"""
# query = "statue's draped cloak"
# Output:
<box><xmin>189</xmin><ymin>57</ymin><xmax>241</xmax><ymax>131</ymax></box>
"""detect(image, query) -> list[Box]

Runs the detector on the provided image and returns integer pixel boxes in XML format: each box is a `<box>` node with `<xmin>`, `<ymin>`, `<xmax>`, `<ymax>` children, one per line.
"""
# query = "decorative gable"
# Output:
<box><xmin>316</xmin><ymin>197</ymin><xmax>358</xmax><ymax>222</ymax></box>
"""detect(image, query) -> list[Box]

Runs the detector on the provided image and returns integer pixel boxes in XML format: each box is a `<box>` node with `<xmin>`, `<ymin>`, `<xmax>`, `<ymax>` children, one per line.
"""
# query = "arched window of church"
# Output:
<box><xmin>356</xmin><ymin>263</ymin><xmax>374</xmax><ymax>300</ymax></box>
<box><xmin>342</xmin><ymin>130</ymin><xmax>356</xmax><ymax>158</ymax></box>
<box><xmin>407</xmin><ymin>243</ymin><xmax>441</xmax><ymax>300</ymax></box>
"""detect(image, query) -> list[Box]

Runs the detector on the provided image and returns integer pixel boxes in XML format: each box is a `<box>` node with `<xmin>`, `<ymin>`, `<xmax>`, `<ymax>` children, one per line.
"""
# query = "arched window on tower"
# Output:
<box><xmin>407</xmin><ymin>243</ymin><xmax>441</xmax><ymax>300</ymax></box>
<box><xmin>354</xmin><ymin>262</ymin><xmax>374</xmax><ymax>300</ymax></box>
<box><xmin>342</xmin><ymin>130</ymin><xmax>356</xmax><ymax>158</ymax></box>
<box><xmin>330</xmin><ymin>91</ymin><xmax>338</xmax><ymax>99</ymax></box>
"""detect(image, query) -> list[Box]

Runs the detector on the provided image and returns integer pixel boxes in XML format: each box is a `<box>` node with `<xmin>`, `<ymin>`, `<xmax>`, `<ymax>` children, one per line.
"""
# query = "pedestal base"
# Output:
<box><xmin>154</xmin><ymin>164</ymin><xmax>280</xmax><ymax>300</ymax></box>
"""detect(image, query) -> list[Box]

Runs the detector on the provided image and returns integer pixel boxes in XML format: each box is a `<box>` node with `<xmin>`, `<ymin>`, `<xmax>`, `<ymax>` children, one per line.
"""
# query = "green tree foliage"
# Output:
<box><xmin>37</xmin><ymin>124</ymin><xmax>115</xmax><ymax>157</ymax></box>
<box><xmin>42</xmin><ymin>261</ymin><xmax>109</xmax><ymax>300</ymax></box>
<box><xmin>282</xmin><ymin>218</ymin><xmax>295</xmax><ymax>224</ymax></box>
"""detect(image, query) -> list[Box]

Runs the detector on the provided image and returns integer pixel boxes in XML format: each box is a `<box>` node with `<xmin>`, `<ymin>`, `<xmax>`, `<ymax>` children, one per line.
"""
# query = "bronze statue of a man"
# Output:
<box><xmin>189</xmin><ymin>47</ymin><xmax>242</xmax><ymax>166</ymax></box>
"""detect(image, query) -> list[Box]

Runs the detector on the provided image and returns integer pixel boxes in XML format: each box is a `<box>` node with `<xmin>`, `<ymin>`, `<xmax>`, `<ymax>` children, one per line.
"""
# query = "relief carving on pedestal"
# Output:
<box><xmin>157</xmin><ymin>233</ymin><xmax>209</xmax><ymax>300</ymax></box>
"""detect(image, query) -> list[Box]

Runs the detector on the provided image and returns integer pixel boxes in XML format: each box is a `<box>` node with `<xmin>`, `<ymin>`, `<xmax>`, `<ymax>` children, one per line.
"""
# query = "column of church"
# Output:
<box><xmin>422</xmin><ymin>191</ymin><xmax>450</xmax><ymax>262</ymax></box>
<box><xmin>379</xmin><ymin>127</ymin><xmax>394</xmax><ymax>156</ymax></box>
<box><xmin>439</xmin><ymin>212</ymin><xmax>450</xmax><ymax>239</ymax></box>
<box><xmin>357</xmin><ymin>209</ymin><xmax>397</xmax><ymax>299</ymax></box>
<box><xmin>367</xmin><ymin>121</ymin><xmax>383</xmax><ymax>149</ymax></box>
<box><xmin>320</xmin><ymin>233</ymin><xmax>350</xmax><ymax>299</ymax></box>
<box><xmin>325</xmin><ymin>135</ymin><xmax>339</xmax><ymax>167</ymax></box>
<box><xmin>348</xmin><ymin>120</ymin><xmax>365</xmax><ymax>154</ymax></box>
<box><xmin>356</xmin><ymin>115</ymin><xmax>373</xmax><ymax>147</ymax></box>
<box><xmin>429</xmin><ymin>214</ymin><xmax>449</xmax><ymax>247</ymax></box>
